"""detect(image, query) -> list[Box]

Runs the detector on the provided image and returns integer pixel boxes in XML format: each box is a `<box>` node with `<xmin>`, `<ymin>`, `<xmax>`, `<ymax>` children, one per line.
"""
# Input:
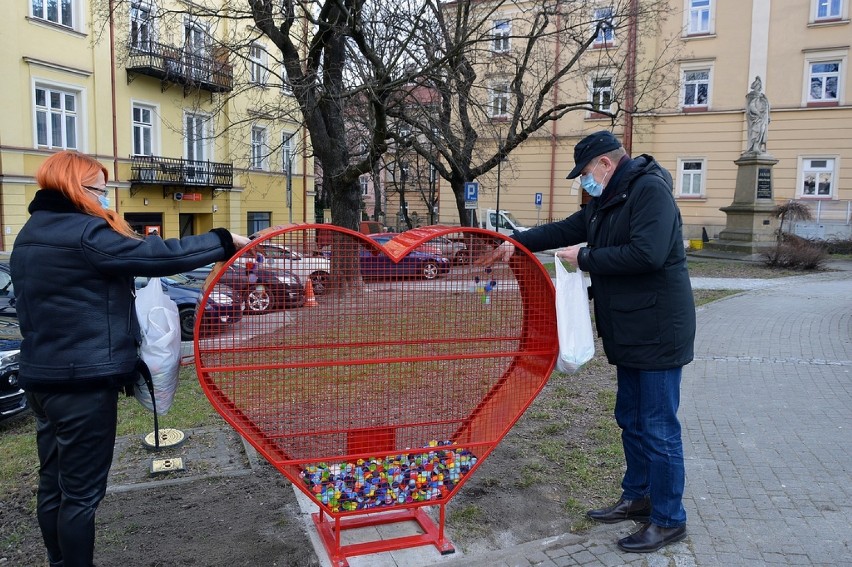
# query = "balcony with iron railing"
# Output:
<box><xmin>130</xmin><ymin>155</ymin><xmax>233</xmax><ymax>196</ymax></box>
<box><xmin>126</xmin><ymin>40</ymin><xmax>233</xmax><ymax>93</ymax></box>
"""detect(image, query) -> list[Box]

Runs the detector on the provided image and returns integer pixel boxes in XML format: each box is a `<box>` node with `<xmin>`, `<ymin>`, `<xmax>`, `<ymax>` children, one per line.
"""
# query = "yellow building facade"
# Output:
<box><xmin>440</xmin><ymin>0</ymin><xmax>852</xmax><ymax>240</ymax></box>
<box><xmin>0</xmin><ymin>0</ymin><xmax>315</xmax><ymax>251</ymax></box>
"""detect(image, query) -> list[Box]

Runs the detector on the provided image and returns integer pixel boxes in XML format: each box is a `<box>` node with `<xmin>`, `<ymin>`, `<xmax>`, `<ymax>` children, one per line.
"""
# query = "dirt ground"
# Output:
<box><xmin>1</xmin><ymin>348</ymin><xmax>621</xmax><ymax>567</ymax></box>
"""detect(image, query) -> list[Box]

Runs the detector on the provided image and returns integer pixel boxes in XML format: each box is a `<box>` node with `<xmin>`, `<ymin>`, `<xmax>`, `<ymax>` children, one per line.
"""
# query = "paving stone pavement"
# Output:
<box><xmin>293</xmin><ymin>265</ymin><xmax>851</xmax><ymax>567</ymax></box>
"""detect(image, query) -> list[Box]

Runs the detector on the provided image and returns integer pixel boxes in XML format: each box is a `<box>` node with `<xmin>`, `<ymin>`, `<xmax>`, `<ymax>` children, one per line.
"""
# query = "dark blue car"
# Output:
<box><xmin>0</xmin><ymin>315</ymin><xmax>25</xmax><ymax>422</ymax></box>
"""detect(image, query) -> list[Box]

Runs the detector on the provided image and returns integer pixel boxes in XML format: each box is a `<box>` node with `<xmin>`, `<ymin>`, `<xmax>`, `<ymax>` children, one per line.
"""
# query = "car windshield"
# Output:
<box><xmin>502</xmin><ymin>211</ymin><xmax>524</xmax><ymax>227</ymax></box>
<box><xmin>161</xmin><ymin>273</ymin><xmax>195</xmax><ymax>286</ymax></box>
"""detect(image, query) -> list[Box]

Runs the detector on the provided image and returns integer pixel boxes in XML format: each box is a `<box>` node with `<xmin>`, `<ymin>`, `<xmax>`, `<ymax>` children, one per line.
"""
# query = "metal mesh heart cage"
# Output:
<box><xmin>194</xmin><ymin>225</ymin><xmax>558</xmax><ymax>565</ymax></box>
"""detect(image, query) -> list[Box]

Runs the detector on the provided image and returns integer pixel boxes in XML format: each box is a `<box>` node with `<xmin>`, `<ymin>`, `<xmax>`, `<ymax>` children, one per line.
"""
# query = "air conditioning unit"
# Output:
<box><xmin>173</xmin><ymin>192</ymin><xmax>183</xmax><ymax>201</ymax></box>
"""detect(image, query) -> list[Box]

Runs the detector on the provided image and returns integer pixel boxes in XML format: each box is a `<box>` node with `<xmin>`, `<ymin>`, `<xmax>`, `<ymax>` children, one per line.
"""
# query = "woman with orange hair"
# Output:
<box><xmin>10</xmin><ymin>151</ymin><xmax>249</xmax><ymax>567</ymax></box>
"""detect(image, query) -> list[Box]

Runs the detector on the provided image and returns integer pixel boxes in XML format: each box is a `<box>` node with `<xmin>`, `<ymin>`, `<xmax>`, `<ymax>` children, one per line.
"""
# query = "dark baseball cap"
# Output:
<box><xmin>566</xmin><ymin>131</ymin><xmax>622</xmax><ymax>179</ymax></box>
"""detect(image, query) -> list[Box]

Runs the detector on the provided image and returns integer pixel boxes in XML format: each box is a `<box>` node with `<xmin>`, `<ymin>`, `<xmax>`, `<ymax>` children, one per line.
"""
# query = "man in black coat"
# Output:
<box><xmin>481</xmin><ymin>131</ymin><xmax>695</xmax><ymax>553</ymax></box>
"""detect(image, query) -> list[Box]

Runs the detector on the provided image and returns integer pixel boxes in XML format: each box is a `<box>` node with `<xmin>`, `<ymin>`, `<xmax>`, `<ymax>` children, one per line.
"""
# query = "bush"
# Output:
<box><xmin>823</xmin><ymin>237</ymin><xmax>852</xmax><ymax>255</ymax></box>
<box><xmin>763</xmin><ymin>235</ymin><xmax>827</xmax><ymax>270</ymax></box>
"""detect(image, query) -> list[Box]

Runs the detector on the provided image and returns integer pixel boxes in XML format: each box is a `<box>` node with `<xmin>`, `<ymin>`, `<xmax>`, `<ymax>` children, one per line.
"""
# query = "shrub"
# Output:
<box><xmin>763</xmin><ymin>236</ymin><xmax>827</xmax><ymax>270</ymax></box>
<box><xmin>823</xmin><ymin>237</ymin><xmax>852</xmax><ymax>255</ymax></box>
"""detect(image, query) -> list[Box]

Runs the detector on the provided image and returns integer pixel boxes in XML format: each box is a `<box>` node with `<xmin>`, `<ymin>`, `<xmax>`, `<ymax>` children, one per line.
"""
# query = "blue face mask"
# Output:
<box><xmin>98</xmin><ymin>194</ymin><xmax>110</xmax><ymax>209</ymax></box>
<box><xmin>579</xmin><ymin>162</ymin><xmax>604</xmax><ymax>197</ymax></box>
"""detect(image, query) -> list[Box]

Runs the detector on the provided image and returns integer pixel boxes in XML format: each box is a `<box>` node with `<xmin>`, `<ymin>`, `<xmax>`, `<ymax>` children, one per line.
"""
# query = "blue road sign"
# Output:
<box><xmin>464</xmin><ymin>181</ymin><xmax>479</xmax><ymax>202</ymax></box>
<box><xmin>534</xmin><ymin>192</ymin><xmax>543</xmax><ymax>207</ymax></box>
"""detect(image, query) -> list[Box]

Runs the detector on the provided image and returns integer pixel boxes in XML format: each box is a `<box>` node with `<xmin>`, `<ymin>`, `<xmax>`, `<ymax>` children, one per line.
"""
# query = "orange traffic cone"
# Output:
<box><xmin>304</xmin><ymin>278</ymin><xmax>318</xmax><ymax>307</ymax></box>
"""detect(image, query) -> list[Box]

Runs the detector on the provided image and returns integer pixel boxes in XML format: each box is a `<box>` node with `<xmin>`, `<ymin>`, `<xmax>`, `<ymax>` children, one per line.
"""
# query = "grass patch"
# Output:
<box><xmin>0</xmin><ymin>365</ymin><xmax>223</xmax><ymax>498</ymax></box>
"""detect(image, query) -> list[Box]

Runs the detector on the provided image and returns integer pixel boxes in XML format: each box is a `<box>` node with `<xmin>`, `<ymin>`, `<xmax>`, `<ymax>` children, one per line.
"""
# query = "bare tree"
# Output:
<box><xmin>387</xmin><ymin>0</ymin><xmax>679</xmax><ymax>225</ymax></box>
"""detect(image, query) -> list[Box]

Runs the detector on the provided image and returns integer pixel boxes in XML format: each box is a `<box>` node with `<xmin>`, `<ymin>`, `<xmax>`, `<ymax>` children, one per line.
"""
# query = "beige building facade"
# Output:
<box><xmin>439</xmin><ymin>0</ymin><xmax>852</xmax><ymax>240</ymax></box>
<box><xmin>0</xmin><ymin>0</ymin><xmax>315</xmax><ymax>252</ymax></box>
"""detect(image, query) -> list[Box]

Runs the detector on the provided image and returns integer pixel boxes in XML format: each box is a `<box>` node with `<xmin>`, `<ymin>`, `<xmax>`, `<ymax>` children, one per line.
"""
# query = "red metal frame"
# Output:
<box><xmin>195</xmin><ymin>225</ymin><xmax>558</xmax><ymax>564</ymax></box>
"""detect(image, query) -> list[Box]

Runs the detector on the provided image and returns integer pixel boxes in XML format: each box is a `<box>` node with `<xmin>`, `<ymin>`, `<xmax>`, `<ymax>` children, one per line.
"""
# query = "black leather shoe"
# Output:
<box><xmin>586</xmin><ymin>496</ymin><xmax>651</xmax><ymax>524</ymax></box>
<box><xmin>617</xmin><ymin>522</ymin><xmax>687</xmax><ymax>553</ymax></box>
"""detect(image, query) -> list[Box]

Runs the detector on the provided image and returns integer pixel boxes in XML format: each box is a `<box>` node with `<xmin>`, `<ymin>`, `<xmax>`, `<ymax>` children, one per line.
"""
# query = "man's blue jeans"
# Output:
<box><xmin>615</xmin><ymin>365</ymin><xmax>687</xmax><ymax>527</ymax></box>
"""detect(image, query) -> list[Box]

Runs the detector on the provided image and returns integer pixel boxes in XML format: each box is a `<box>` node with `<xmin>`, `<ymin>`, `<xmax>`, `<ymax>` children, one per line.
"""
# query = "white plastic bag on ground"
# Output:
<box><xmin>554</xmin><ymin>253</ymin><xmax>595</xmax><ymax>373</ymax></box>
<box><xmin>134</xmin><ymin>277</ymin><xmax>181</xmax><ymax>414</ymax></box>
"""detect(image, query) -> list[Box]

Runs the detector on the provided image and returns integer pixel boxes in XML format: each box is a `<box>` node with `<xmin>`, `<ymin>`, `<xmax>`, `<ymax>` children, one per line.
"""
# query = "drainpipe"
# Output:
<box><xmin>547</xmin><ymin>11</ymin><xmax>562</xmax><ymax>223</ymax></box>
<box><xmin>108</xmin><ymin>0</ymin><xmax>121</xmax><ymax>210</ymax></box>
<box><xmin>623</xmin><ymin>0</ymin><xmax>639</xmax><ymax>154</ymax></box>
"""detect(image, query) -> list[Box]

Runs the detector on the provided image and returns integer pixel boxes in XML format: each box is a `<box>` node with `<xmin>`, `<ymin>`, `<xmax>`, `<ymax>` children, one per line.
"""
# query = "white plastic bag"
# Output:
<box><xmin>554</xmin><ymin>253</ymin><xmax>595</xmax><ymax>373</ymax></box>
<box><xmin>134</xmin><ymin>277</ymin><xmax>181</xmax><ymax>414</ymax></box>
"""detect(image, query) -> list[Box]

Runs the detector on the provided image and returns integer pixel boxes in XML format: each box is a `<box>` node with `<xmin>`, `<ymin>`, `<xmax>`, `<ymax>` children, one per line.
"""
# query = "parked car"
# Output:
<box><xmin>181</xmin><ymin>264</ymin><xmax>305</xmax><ymax>314</ymax></box>
<box><xmin>429</xmin><ymin>235</ymin><xmax>470</xmax><ymax>264</ymax></box>
<box><xmin>0</xmin><ymin>260</ymin><xmax>17</xmax><ymax>316</ymax></box>
<box><xmin>315</xmin><ymin>221</ymin><xmax>385</xmax><ymax>249</ymax></box>
<box><xmin>360</xmin><ymin>234</ymin><xmax>451</xmax><ymax>280</ymax></box>
<box><xmin>0</xmin><ymin>314</ymin><xmax>25</xmax><ymax>422</ymax></box>
<box><xmin>134</xmin><ymin>275</ymin><xmax>242</xmax><ymax>341</ymax></box>
<box><xmin>238</xmin><ymin>242</ymin><xmax>331</xmax><ymax>295</ymax></box>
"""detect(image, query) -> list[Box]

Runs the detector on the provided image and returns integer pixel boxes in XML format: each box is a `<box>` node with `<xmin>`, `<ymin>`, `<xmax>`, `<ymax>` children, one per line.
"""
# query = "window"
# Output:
<box><xmin>250</xmin><ymin>126</ymin><xmax>267</xmax><ymax>170</ymax></box>
<box><xmin>493</xmin><ymin>20</ymin><xmax>510</xmax><ymax>53</ymax></box>
<box><xmin>132</xmin><ymin>103</ymin><xmax>155</xmax><ymax>156</ymax></box>
<box><xmin>282</xmin><ymin>131</ymin><xmax>295</xmax><ymax>174</ymax></box>
<box><xmin>681</xmin><ymin>67</ymin><xmax>710</xmax><ymax>109</ymax></box>
<box><xmin>360</xmin><ymin>176</ymin><xmax>369</xmax><ymax>197</ymax></box>
<box><xmin>249</xmin><ymin>43</ymin><xmax>269</xmax><ymax>85</ymax></box>
<box><xmin>130</xmin><ymin>1</ymin><xmax>153</xmax><ymax>51</ymax></box>
<box><xmin>32</xmin><ymin>0</ymin><xmax>74</xmax><ymax>28</ymax></box>
<box><xmin>677</xmin><ymin>159</ymin><xmax>705</xmax><ymax>197</ymax></box>
<box><xmin>184</xmin><ymin>112</ymin><xmax>209</xmax><ymax>162</ymax></box>
<box><xmin>814</xmin><ymin>0</ymin><xmax>842</xmax><ymax>20</ymax></box>
<box><xmin>247</xmin><ymin>212</ymin><xmax>272</xmax><ymax>235</ymax></box>
<box><xmin>593</xmin><ymin>7</ymin><xmax>615</xmax><ymax>46</ymax></box>
<box><xmin>808</xmin><ymin>61</ymin><xmax>840</xmax><ymax>103</ymax></box>
<box><xmin>591</xmin><ymin>76</ymin><xmax>613</xmax><ymax>114</ymax></box>
<box><xmin>801</xmin><ymin>158</ymin><xmax>835</xmax><ymax>197</ymax></box>
<box><xmin>490</xmin><ymin>82</ymin><xmax>510</xmax><ymax>118</ymax></box>
<box><xmin>35</xmin><ymin>86</ymin><xmax>78</xmax><ymax>150</ymax></box>
<box><xmin>686</xmin><ymin>0</ymin><xmax>713</xmax><ymax>35</ymax></box>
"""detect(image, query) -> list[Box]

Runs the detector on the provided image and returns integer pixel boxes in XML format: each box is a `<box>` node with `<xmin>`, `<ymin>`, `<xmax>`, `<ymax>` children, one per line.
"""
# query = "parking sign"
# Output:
<box><xmin>534</xmin><ymin>193</ymin><xmax>543</xmax><ymax>207</ymax></box>
<box><xmin>464</xmin><ymin>181</ymin><xmax>479</xmax><ymax>202</ymax></box>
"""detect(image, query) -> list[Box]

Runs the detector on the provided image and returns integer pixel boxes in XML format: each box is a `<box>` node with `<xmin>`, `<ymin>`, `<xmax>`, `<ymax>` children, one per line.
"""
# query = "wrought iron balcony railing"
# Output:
<box><xmin>126</xmin><ymin>40</ymin><xmax>233</xmax><ymax>93</ymax></box>
<box><xmin>130</xmin><ymin>155</ymin><xmax>233</xmax><ymax>193</ymax></box>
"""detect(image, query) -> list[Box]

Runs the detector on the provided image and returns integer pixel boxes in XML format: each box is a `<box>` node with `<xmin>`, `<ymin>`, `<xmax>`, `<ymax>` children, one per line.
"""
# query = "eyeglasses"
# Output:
<box><xmin>83</xmin><ymin>185</ymin><xmax>109</xmax><ymax>196</ymax></box>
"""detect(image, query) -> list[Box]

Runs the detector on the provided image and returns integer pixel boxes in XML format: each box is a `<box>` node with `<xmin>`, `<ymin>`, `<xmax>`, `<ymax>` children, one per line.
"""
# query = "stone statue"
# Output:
<box><xmin>745</xmin><ymin>76</ymin><xmax>770</xmax><ymax>155</ymax></box>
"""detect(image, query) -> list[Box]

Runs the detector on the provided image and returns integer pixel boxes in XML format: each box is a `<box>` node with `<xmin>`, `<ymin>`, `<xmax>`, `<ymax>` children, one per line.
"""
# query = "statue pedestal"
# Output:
<box><xmin>705</xmin><ymin>153</ymin><xmax>779</xmax><ymax>256</ymax></box>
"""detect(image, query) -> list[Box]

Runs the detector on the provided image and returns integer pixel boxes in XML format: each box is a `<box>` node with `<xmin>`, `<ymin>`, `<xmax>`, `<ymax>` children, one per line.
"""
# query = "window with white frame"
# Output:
<box><xmin>593</xmin><ymin>7</ymin><xmax>615</xmax><ymax>46</ymax></box>
<box><xmin>35</xmin><ymin>85</ymin><xmax>79</xmax><ymax>150</ymax></box>
<box><xmin>250</xmin><ymin>126</ymin><xmax>267</xmax><ymax>170</ymax></box>
<box><xmin>249</xmin><ymin>43</ymin><xmax>269</xmax><ymax>86</ymax></box>
<box><xmin>130</xmin><ymin>1</ymin><xmax>153</xmax><ymax>51</ymax></box>
<box><xmin>282</xmin><ymin>131</ymin><xmax>295</xmax><ymax>174</ymax></box>
<box><xmin>360</xmin><ymin>176</ymin><xmax>369</xmax><ymax>196</ymax></box>
<box><xmin>490</xmin><ymin>82</ymin><xmax>510</xmax><ymax>118</ymax></box>
<box><xmin>808</xmin><ymin>60</ymin><xmax>840</xmax><ymax>103</ymax></box>
<box><xmin>493</xmin><ymin>20</ymin><xmax>510</xmax><ymax>53</ymax></box>
<box><xmin>681</xmin><ymin>67</ymin><xmax>710</xmax><ymax>108</ymax></box>
<box><xmin>132</xmin><ymin>103</ymin><xmax>155</xmax><ymax>156</ymax></box>
<box><xmin>678</xmin><ymin>158</ymin><xmax>705</xmax><ymax>197</ymax></box>
<box><xmin>814</xmin><ymin>0</ymin><xmax>843</xmax><ymax>20</ymax></box>
<box><xmin>32</xmin><ymin>0</ymin><xmax>74</xmax><ymax>28</ymax></box>
<box><xmin>591</xmin><ymin>76</ymin><xmax>613</xmax><ymax>114</ymax></box>
<box><xmin>801</xmin><ymin>158</ymin><xmax>835</xmax><ymax>197</ymax></box>
<box><xmin>184</xmin><ymin>112</ymin><xmax>209</xmax><ymax>163</ymax></box>
<box><xmin>686</xmin><ymin>0</ymin><xmax>713</xmax><ymax>35</ymax></box>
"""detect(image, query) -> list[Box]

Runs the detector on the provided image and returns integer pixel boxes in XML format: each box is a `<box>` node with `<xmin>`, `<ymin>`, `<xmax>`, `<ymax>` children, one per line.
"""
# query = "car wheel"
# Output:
<box><xmin>309</xmin><ymin>271</ymin><xmax>330</xmax><ymax>295</ymax></box>
<box><xmin>454</xmin><ymin>249</ymin><xmax>471</xmax><ymax>265</ymax></box>
<box><xmin>178</xmin><ymin>306</ymin><xmax>195</xmax><ymax>341</ymax></box>
<box><xmin>422</xmin><ymin>262</ymin><xmax>440</xmax><ymax>280</ymax></box>
<box><xmin>246</xmin><ymin>285</ymin><xmax>273</xmax><ymax>313</ymax></box>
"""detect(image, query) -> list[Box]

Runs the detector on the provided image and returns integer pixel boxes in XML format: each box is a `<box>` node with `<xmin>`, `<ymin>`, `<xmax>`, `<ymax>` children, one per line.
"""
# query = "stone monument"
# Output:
<box><xmin>706</xmin><ymin>76</ymin><xmax>779</xmax><ymax>256</ymax></box>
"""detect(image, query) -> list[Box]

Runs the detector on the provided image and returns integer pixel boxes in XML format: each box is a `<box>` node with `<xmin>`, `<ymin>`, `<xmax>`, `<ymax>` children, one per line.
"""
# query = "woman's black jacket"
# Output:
<box><xmin>10</xmin><ymin>190</ymin><xmax>235</xmax><ymax>392</ymax></box>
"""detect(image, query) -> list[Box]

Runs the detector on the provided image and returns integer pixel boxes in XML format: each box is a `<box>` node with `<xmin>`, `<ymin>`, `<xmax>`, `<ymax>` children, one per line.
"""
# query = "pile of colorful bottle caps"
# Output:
<box><xmin>300</xmin><ymin>440</ymin><xmax>478</xmax><ymax>512</ymax></box>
